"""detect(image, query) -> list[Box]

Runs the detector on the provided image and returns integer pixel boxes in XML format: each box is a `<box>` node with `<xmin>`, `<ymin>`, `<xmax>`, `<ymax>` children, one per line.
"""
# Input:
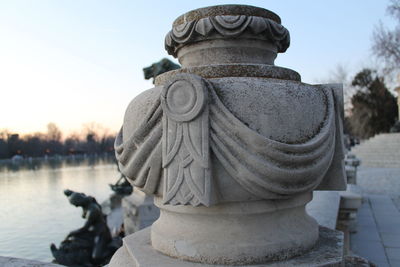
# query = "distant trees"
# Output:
<box><xmin>335</xmin><ymin>0</ymin><xmax>400</xmax><ymax>139</ymax></box>
<box><xmin>322</xmin><ymin>64</ymin><xmax>355</xmax><ymax>116</ymax></box>
<box><xmin>47</xmin><ymin>123</ymin><xmax>62</xmax><ymax>142</ymax></box>
<box><xmin>0</xmin><ymin>123</ymin><xmax>116</xmax><ymax>159</ymax></box>
<box><xmin>348</xmin><ymin>69</ymin><xmax>398</xmax><ymax>139</ymax></box>
<box><xmin>372</xmin><ymin>0</ymin><xmax>400</xmax><ymax>76</ymax></box>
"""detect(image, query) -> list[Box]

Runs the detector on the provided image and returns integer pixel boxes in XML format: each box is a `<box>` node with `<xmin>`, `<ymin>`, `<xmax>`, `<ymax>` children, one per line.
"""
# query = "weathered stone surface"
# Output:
<box><xmin>155</xmin><ymin>64</ymin><xmax>301</xmax><ymax>85</ymax></box>
<box><xmin>109</xmin><ymin>226</ymin><xmax>344</xmax><ymax>267</ymax></box>
<box><xmin>111</xmin><ymin>4</ymin><xmax>346</xmax><ymax>266</ymax></box>
<box><xmin>116</xmin><ymin>77</ymin><xmax>346</xmax><ymax>203</ymax></box>
<box><xmin>151</xmin><ymin>194</ymin><xmax>318</xmax><ymax>264</ymax></box>
<box><xmin>0</xmin><ymin>256</ymin><xmax>61</xmax><ymax>267</ymax></box>
<box><xmin>165</xmin><ymin>5</ymin><xmax>290</xmax><ymax>61</ymax></box>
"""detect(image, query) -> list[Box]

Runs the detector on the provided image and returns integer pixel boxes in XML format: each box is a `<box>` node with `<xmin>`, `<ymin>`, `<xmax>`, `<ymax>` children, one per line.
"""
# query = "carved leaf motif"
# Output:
<box><xmin>161</xmin><ymin>74</ymin><xmax>213</xmax><ymax>206</ymax></box>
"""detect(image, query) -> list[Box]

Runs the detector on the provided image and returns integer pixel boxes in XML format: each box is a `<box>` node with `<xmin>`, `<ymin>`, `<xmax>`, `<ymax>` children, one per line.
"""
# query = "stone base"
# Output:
<box><xmin>109</xmin><ymin>226</ymin><xmax>344</xmax><ymax>267</ymax></box>
<box><xmin>151</xmin><ymin>195</ymin><xmax>320</xmax><ymax>265</ymax></box>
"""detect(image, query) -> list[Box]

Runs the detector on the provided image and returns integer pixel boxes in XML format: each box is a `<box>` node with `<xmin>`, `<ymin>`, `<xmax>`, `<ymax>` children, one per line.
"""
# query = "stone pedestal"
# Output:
<box><xmin>110</xmin><ymin>227</ymin><xmax>344</xmax><ymax>267</ymax></box>
<box><xmin>110</xmin><ymin>4</ymin><xmax>346</xmax><ymax>266</ymax></box>
<box><xmin>152</xmin><ymin>194</ymin><xmax>318</xmax><ymax>265</ymax></box>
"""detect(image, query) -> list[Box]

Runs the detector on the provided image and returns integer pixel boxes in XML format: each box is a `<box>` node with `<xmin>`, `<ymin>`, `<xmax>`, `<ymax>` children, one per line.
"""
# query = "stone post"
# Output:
<box><xmin>396</xmin><ymin>85</ymin><xmax>400</xmax><ymax>121</ymax></box>
<box><xmin>110</xmin><ymin>5</ymin><xmax>347</xmax><ymax>266</ymax></box>
<box><xmin>345</xmin><ymin>153</ymin><xmax>361</xmax><ymax>184</ymax></box>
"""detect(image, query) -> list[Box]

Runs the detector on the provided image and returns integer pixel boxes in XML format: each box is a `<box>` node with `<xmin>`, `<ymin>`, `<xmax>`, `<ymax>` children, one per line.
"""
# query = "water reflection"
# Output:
<box><xmin>0</xmin><ymin>155</ymin><xmax>119</xmax><ymax>262</ymax></box>
<box><xmin>0</xmin><ymin>154</ymin><xmax>116</xmax><ymax>172</ymax></box>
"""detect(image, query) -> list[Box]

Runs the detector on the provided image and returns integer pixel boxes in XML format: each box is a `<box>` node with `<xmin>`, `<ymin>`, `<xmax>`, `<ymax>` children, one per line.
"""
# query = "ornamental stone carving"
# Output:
<box><xmin>165</xmin><ymin>13</ymin><xmax>290</xmax><ymax>56</ymax></box>
<box><xmin>111</xmin><ymin>4</ymin><xmax>346</xmax><ymax>266</ymax></box>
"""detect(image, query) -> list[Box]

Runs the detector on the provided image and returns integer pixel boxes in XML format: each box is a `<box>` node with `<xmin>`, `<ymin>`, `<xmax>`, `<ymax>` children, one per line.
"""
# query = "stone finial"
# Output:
<box><xmin>165</xmin><ymin>5</ymin><xmax>290</xmax><ymax>67</ymax></box>
<box><xmin>111</xmin><ymin>4</ymin><xmax>346</xmax><ymax>266</ymax></box>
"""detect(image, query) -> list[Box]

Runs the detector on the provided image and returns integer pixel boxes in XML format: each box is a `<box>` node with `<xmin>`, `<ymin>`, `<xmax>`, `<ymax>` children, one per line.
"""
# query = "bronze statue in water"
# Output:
<box><xmin>50</xmin><ymin>189</ymin><xmax>120</xmax><ymax>266</ymax></box>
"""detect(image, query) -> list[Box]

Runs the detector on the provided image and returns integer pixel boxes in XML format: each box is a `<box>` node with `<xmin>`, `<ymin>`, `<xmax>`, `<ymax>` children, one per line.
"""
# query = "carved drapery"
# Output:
<box><xmin>115</xmin><ymin>74</ymin><xmax>342</xmax><ymax>206</ymax></box>
<box><xmin>209</xmin><ymin>83</ymin><xmax>336</xmax><ymax>198</ymax></box>
<box><xmin>114</xmin><ymin>98</ymin><xmax>162</xmax><ymax>195</ymax></box>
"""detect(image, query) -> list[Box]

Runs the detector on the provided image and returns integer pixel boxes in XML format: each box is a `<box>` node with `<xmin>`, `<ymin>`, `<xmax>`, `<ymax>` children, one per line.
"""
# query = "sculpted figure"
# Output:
<box><xmin>51</xmin><ymin>190</ymin><xmax>119</xmax><ymax>266</ymax></box>
<box><xmin>111</xmin><ymin>5</ymin><xmax>346</xmax><ymax>266</ymax></box>
<box><xmin>109</xmin><ymin>174</ymin><xmax>133</xmax><ymax>196</ymax></box>
<box><xmin>143</xmin><ymin>58</ymin><xmax>180</xmax><ymax>84</ymax></box>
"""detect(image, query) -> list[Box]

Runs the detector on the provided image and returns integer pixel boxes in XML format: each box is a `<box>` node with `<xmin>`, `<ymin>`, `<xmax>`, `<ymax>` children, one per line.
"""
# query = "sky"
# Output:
<box><xmin>0</xmin><ymin>0</ymin><xmax>396</xmax><ymax>136</ymax></box>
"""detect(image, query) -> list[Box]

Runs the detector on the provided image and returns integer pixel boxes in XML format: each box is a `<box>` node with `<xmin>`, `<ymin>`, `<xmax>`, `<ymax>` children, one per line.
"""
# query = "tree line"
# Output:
<box><xmin>0</xmin><ymin>123</ymin><xmax>116</xmax><ymax>159</ymax></box>
<box><xmin>333</xmin><ymin>0</ymin><xmax>399</xmax><ymax>140</ymax></box>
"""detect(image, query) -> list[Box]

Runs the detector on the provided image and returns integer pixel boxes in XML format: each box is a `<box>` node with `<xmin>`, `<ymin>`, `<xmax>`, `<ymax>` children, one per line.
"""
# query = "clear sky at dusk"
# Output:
<box><xmin>0</xmin><ymin>0</ymin><xmax>395</xmax><ymax>136</ymax></box>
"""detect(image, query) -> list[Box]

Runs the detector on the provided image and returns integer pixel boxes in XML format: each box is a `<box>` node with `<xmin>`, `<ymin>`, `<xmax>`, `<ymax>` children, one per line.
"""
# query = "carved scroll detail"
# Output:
<box><xmin>160</xmin><ymin>74</ymin><xmax>213</xmax><ymax>206</ymax></box>
<box><xmin>165</xmin><ymin>15</ymin><xmax>290</xmax><ymax>57</ymax></box>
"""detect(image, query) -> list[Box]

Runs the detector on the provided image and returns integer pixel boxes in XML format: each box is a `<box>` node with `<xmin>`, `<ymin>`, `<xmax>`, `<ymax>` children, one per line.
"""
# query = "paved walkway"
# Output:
<box><xmin>357</xmin><ymin>167</ymin><xmax>400</xmax><ymax>197</ymax></box>
<box><xmin>351</xmin><ymin>194</ymin><xmax>400</xmax><ymax>267</ymax></box>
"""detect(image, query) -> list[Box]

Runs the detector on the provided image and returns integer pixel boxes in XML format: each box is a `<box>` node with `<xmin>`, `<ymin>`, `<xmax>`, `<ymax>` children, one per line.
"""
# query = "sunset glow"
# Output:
<box><xmin>0</xmin><ymin>0</ymin><xmax>393</xmax><ymax>135</ymax></box>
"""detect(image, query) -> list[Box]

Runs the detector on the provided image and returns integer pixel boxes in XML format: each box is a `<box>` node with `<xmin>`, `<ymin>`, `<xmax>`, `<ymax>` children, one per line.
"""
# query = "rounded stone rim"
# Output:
<box><xmin>173</xmin><ymin>4</ymin><xmax>281</xmax><ymax>26</ymax></box>
<box><xmin>155</xmin><ymin>64</ymin><xmax>301</xmax><ymax>86</ymax></box>
<box><xmin>165</xmin><ymin>5</ymin><xmax>290</xmax><ymax>57</ymax></box>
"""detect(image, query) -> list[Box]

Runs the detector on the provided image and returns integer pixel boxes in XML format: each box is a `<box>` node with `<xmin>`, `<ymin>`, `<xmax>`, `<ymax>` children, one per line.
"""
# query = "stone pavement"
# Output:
<box><xmin>350</xmin><ymin>135</ymin><xmax>400</xmax><ymax>267</ymax></box>
<box><xmin>351</xmin><ymin>194</ymin><xmax>400</xmax><ymax>267</ymax></box>
<box><xmin>356</xmin><ymin>167</ymin><xmax>400</xmax><ymax>197</ymax></box>
<box><xmin>351</xmin><ymin>133</ymin><xmax>400</xmax><ymax>168</ymax></box>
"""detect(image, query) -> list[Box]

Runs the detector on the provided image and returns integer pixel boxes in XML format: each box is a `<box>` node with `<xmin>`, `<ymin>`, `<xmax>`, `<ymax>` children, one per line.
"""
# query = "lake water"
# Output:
<box><xmin>0</xmin><ymin>156</ymin><xmax>119</xmax><ymax>263</ymax></box>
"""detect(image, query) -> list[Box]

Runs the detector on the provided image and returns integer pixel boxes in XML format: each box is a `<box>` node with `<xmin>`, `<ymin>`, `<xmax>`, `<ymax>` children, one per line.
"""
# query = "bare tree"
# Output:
<box><xmin>0</xmin><ymin>129</ymin><xmax>11</xmax><ymax>140</ymax></box>
<box><xmin>372</xmin><ymin>0</ymin><xmax>400</xmax><ymax>76</ymax></box>
<box><xmin>320</xmin><ymin>64</ymin><xmax>355</xmax><ymax>116</ymax></box>
<box><xmin>47</xmin><ymin>122</ymin><xmax>62</xmax><ymax>142</ymax></box>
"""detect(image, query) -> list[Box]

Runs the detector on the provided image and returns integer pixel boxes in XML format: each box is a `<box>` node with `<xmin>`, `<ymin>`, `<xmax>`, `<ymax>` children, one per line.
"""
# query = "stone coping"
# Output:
<box><xmin>155</xmin><ymin>64</ymin><xmax>301</xmax><ymax>85</ymax></box>
<box><xmin>110</xmin><ymin>226</ymin><xmax>344</xmax><ymax>267</ymax></box>
<box><xmin>173</xmin><ymin>5</ymin><xmax>281</xmax><ymax>26</ymax></box>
